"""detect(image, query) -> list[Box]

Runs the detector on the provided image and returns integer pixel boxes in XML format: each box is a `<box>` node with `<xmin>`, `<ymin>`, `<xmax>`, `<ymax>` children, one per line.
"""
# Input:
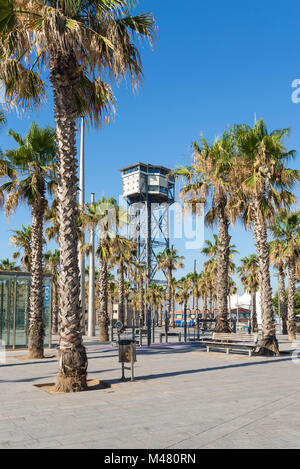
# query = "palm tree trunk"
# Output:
<box><xmin>208</xmin><ymin>284</ymin><xmax>213</xmax><ymax>315</ymax></box>
<box><xmin>159</xmin><ymin>303</ymin><xmax>163</xmax><ymax>326</ymax></box>
<box><xmin>98</xmin><ymin>259</ymin><xmax>109</xmax><ymax>342</ymax></box>
<box><xmin>167</xmin><ymin>269</ymin><xmax>172</xmax><ymax>328</ymax></box>
<box><xmin>125</xmin><ymin>296</ymin><xmax>129</xmax><ymax>326</ymax></box>
<box><xmin>50</xmin><ymin>51</ymin><xmax>87</xmax><ymax>392</ymax></box>
<box><xmin>203</xmin><ymin>295</ymin><xmax>208</xmax><ymax>315</ymax></box>
<box><xmin>287</xmin><ymin>258</ymin><xmax>297</xmax><ymax>341</ymax></box>
<box><xmin>252</xmin><ymin>200</ymin><xmax>279</xmax><ymax>355</ymax></box>
<box><xmin>118</xmin><ymin>262</ymin><xmax>125</xmax><ymax>323</ymax></box>
<box><xmin>278</xmin><ymin>264</ymin><xmax>288</xmax><ymax>335</ymax></box>
<box><xmin>28</xmin><ymin>199</ymin><xmax>45</xmax><ymax>359</ymax></box>
<box><xmin>215</xmin><ymin>205</ymin><xmax>231</xmax><ymax>333</ymax></box>
<box><xmin>139</xmin><ymin>275</ymin><xmax>143</xmax><ymax>325</ymax></box>
<box><xmin>251</xmin><ymin>287</ymin><xmax>258</xmax><ymax>333</ymax></box>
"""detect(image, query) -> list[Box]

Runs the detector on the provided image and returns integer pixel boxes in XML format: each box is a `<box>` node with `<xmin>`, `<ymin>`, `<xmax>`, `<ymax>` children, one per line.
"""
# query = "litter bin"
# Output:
<box><xmin>118</xmin><ymin>339</ymin><xmax>137</xmax><ymax>381</ymax></box>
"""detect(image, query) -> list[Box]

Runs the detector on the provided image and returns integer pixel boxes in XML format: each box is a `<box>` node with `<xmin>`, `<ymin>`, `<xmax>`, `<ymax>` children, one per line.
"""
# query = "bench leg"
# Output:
<box><xmin>226</xmin><ymin>348</ymin><xmax>230</xmax><ymax>355</ymax></box>
<box><xmin>249</xmin><ymin>349</ymin><xmax>252</xmax><ymax>357</ymax></box>
<box><xmin>160</xmin><ymin>334</ymin><xmax>162</xmax><ymax>344</ymax></box>
<box><xmin>206</xmin><ymin>346</ymin><xmax>210</xmax><ymax>353</ymax></box>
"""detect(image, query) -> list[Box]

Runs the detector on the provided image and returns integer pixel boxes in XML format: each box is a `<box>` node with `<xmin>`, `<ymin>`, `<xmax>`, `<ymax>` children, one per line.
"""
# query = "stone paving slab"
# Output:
<box><xmin>0</xmin><ymin>336</ymin><xmax>300</xmax><ymax>449</ymax></box>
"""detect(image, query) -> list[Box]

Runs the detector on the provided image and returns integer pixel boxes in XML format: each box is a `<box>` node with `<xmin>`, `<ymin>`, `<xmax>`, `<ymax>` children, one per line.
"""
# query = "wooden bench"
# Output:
<box><xmin>202</xmin><ymin>333</ymin><xmax>258</xmax><ymax>357</ymax></box>
<box><xmin>160</xmin><ymin>332</ymin><xmax>182</xmax><ymax>343</ymax></box>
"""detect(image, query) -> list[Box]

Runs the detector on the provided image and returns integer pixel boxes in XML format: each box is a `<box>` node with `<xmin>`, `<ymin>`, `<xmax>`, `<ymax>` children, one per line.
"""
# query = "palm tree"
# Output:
<box><xmin>10</xmin><ymin>227</ymin><xmax>32</xmax><ymax>273</ymax></box>
<box><xmin>227</xmin><ymin>277</ymin><xmax>237</xmax><ymax>318</ymax></box>
<box><xmin>1</xmin><ymin>1</ymin><xmax>155</xmax><ymax>391</ymax></box>
<box><xmin>201</xmin><ymin>235</ymin><xmax>237</xmax><ymax>319</ymax></box>
<box><xmin>134</xmin><ymin>262</ymin><xmax>146</xmax><ymax>325</ymax></box>
<box><xmin>83</xmin><ymin>196</ymin><xmax>124</xmax><ymax>342</ymax></box>
<box><xmin>269</xmin><ymin>239</ymin><xmax>288</xmax><ymax>335</ymax></box>
<box><xmin>157</xmin><ymin>248</ymin><xmax>185</xmax><ymax>328</ymax></box>
<box><xmin>124</xmin><ymin>280</ymin><xmax>132</xmax><ymax>326</ymax></box>
<box><xmin>44</xmin><ymin>250</ymin><xmax>60</xmax><ymax>334</ymax></box>
<box><xmin>111</xmin><ymin>235</ymin><xmax>135</xmax><ymax>324</ymax></box>
<box><xmin>176</xmin><ymin>276</ymin><xmax>192</xmax><ymax>317</ymax></box>
<box><xmin>271</xmin><ymin>210</ymin><xmax>300</xmax><ymax>340</ymax></box>
<box><xmin>9</xmin><ymin>225</ymin><xmax>32</xmax><ymax>338</ymax></box>
<box><xmin>0</xmin><ymin>258</ymin><xmax>21</xmax><ymax>271</ymax></box>
<box><xmin>157</xmin><ymin>285</ymin><xmax>166</xmax><ymax>326</ymax></box>
<box><xmin>0</xmin><ymin>123</ymin><xmax>56</xmax><ymax>359</ymax></box>
<box><xmin>175</xmin><ymin>131</ymin><xmax>238</xmax><ymax>332</ymax></box>
<box><xmin>187</xmin><ymin>272</ymin><xmax>201</xmax><ymax>310</ymax></box>
<box><xmin>146</xmin><ymin>283</ymin><xmax>161</xmax><ymax>324</ymax></box>
<box><xmin>233</xmin><ymin>119</ymin><xmax>299</xmax><ymax>354</ymax></box>
<box><xmin>171</xmin><ymin>276</ymin><xmax>178</xmax><ymax>324</ymax></box>
<box><xmin>237</xmin><ymin>254</ymin><xmax>259</xmax><ymax>332</ymax></box>
<box><xmin>107</xmin><ymin>274</ymin><xmax>117</xmax><ymax>323</ymax></box>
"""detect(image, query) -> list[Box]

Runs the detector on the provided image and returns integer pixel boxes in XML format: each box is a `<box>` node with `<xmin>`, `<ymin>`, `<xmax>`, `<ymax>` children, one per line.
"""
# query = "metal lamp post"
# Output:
<box><xmin>88</xmin><ymin>192</ymin><xmax>96</xmax><ymax>337</ymax></box>
<box><xmin>79</xmin><ymin>116</ymin><xmax>86</xmax><ymax>334</ymax></box>
<box><xmin>273</xmin><ymin>273</ymin><xmax>281</xmax><ymax>334</ymax></box>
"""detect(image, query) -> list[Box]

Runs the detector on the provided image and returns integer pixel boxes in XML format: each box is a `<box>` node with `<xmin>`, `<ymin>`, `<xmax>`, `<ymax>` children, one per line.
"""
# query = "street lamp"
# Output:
<box><xmin>273</xmin><ymin>273</ymin><xmax>281</xmax><ymax>334</ymax></box>
<box><xmin>88</xmin><ymin>192</ymin><xmax>96</xmax><ymax>337</ymax></box>
<box><xmin>79</xmin><ymin>116</ymin><xmax>86</xmax><ymax>334</ymax></box>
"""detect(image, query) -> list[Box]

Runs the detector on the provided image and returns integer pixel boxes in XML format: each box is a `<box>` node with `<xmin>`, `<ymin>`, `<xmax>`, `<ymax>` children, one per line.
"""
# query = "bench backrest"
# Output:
<box><xmin>212</xmin><ymin>332</ymin><xmax>258</xmax><ymax>344</ymax></box>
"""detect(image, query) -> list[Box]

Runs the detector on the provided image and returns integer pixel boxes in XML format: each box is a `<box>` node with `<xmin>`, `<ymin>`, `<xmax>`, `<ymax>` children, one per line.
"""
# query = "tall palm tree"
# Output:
<box><xmin>272</xmin><ymin>210</ymin><xmax>300</xmax><ymax>341</ymax></box>
<box><xmin>9</xmin><ymin>225</ymin><xmax>32</xmax><ymax>338</ymax></box>
<box><xmin>0</xmin><ymin>258</ymin><xmax>21</xmax><ymax>271</ymax></box>
<box><xmin>227</xmin><ymin>276</ymin><xmax>237</xmax><ymax>318</ymax></box>
<box><xmin>233</xmin><ymin>119</ymin><xmax>299</xmax><ymax>354</ymax></box>
<box><xmin>157</xmin><ymin>285</ymin><xmax>166</xmax><ymax>326</ymax></box>
<box><xmin>0</xmin><ymin>123</ymin><xmax>56</xmax><ymax>359</ymax></box>
<box><xmin>157</xmin><ymin>248</ymin><xmax>184</xmax><ymax>328</ymax></box>
<box><xmin>1</xmin><ymin>0</ymin><xmax>155</xmax><ymax>391</ymax></box>
<box><xmin>107</xmin><ymin>274</ymin><xmax>117</xmax><ymax>322</ymax></box>
<box><xmin>237</xmin><ymin>254</ymin><xmax>259</xmax><ymax>332</ymax></box>
<box><xmin>44</xmin><ymin>250</ymin><xmax>60</xmax><ymax>334</ymax></box>
<box><xmin>187</xmin><ymin>271</ymin><xmax>201</xmax><ymax>310</ymax></box>
<box><xmin>83</xmin><ymin>196</ymin><xmax>125</xmax><ymax>342</ymax></box>
<box><xmin>176</xmin><ymin>276</ymin><xmax>192</xmax><ymax>316</ymax></box>
<box><xmin>134</xmin><ymin>262</ymin><xmax>146</xmax><ymax>325</ymax></box>
<box><xmin>9</xmin><ymin>225</ymin><xmax>32</xmax><ymax>272</ymax></box>
<box><xmin>111</xmin><ymin>235</ymin><xmax>135</xmax><ymax>324</ymax></box>
<box><xmin>146</xmin><ymin>283</ymin><xmax>161</xmax><ymax>324</ymax></box>
<box><xmin>123</xmin><ymin>280</ymin><xmax>132</xmax><ymax>326</ymax></box>
<box><xmin>175</xmin><ymin>131</ymin><xmax>238</xmax><ymax>332</ymax></box>
<box><xmin>201</xmin><ymin>235</ymin><xmax>237</xmax><ymax>319</ymax></box>
<box><xmin>269</xmin><ymin>239</ymin><xmax>288</xmax><ymax>335</ymax></box>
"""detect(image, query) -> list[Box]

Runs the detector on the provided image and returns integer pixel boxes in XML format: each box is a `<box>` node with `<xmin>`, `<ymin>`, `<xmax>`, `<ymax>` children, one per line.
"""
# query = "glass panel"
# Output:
<box><xmin>0</xmin><ymin>274</ymin><xmax>51</xmax><ymax>349</ymax></box>
<box><xmin>43</xmin><ymin>280</ymin><xmax>51</xmax><ymax>347</ymax></box>
<box><xmin>0</xmin><ymin>279</ymin><xmax>12</xmax><ymax>348</ymax></box>
<box><xmin>15</xmin><ymin>278</ymin><xmax>30</xmax><ymax>347</ymax></box>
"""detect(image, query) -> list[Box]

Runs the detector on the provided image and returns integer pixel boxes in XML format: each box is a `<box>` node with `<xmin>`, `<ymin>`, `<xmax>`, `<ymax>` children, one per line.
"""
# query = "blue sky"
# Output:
<box><xmin>0</xmin><ymin>0</ymin><xmax>299</xmax><ymax>293</ymax></box>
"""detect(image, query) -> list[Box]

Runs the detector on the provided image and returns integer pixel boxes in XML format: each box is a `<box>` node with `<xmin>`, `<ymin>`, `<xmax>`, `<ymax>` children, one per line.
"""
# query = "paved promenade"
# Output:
<box><xmin>1</xmin><ymin>335</ymin><xmax>300</xmax><ymax>449</ymax></box>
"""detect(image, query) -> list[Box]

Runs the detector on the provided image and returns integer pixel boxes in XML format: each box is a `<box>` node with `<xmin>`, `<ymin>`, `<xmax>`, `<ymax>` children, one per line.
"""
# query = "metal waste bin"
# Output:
<box><xmin>119</xmin><ymin>339</ymin><xmax>137</xmax><ymax>363</ymax></box>
<box><xmin>118</xmin><ymin>339</ymin><xmax>136</xmax><ymax>381</ymax></box>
